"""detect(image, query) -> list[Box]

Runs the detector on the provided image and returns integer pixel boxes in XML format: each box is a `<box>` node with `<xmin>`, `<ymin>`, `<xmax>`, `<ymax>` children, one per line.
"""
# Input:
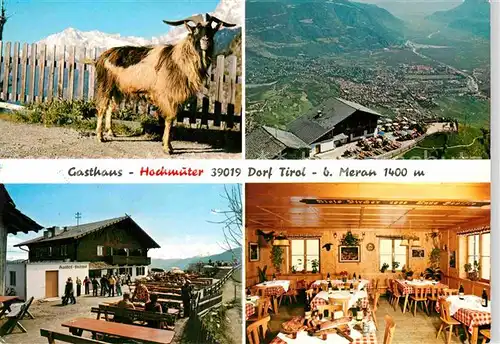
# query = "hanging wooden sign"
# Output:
<box><xmin>299</xmin><ymin>199</ymin><xmax>489</xmax><ymax>207</ymax></box>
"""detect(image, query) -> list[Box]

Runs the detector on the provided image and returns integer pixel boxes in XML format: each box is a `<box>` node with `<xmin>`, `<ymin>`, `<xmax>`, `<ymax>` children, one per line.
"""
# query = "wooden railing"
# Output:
<box><xmin>0</xmin><ymin>42</ymin><xmax>242</xmax><ymax>131</ymax></box>
<box><xmin>187</xmin><ymin>264</ymin><xmax>241</xmax><ymax>344</ymax></box>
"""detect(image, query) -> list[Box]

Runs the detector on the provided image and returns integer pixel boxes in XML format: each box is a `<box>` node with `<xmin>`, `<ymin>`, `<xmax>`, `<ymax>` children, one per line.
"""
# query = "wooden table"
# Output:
<box><xmin>436</xmin><ymin>296</ymin><xmax>491</xmax><ymax>344</ymax></box>
<box><xmin>270</xmin><ymin>331</ymin><xmax>377</xmax><ymax>343</ymax></box>
<box><xmin>394</xmin><ymin>280</ymin><xmax>448</xmax><ymax>314</ymax></box>
<box><xmin>255</xmin><ymin>280</ymin><xmax>290</xmax><ymax>314</ymax></box>
<box><xmin>62</xmin><ymin>318</ymin><xmax>174</xmax><ymax>344</ymax></box>
<box><xmin>0</xmin><ymin>296</ymin><xmax>24</xmax><ymax>318</ymax></box>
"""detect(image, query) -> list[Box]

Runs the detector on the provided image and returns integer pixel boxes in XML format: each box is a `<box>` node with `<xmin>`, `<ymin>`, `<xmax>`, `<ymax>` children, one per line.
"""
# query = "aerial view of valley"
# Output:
<box><xmin>245</xmin><ymin>0</ymin><xmax>490</xmax><ymax>160</ymax></box>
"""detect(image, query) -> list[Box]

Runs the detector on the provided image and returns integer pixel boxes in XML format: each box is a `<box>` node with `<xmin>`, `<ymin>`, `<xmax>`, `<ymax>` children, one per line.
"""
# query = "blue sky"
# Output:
<box><xmin>6</xmin><ymin>184</ymin><xmax>241</xmax><ymax>260</ymax></box>
<box><xmin>5</xmin><ymin>0</ymin><xmax>219</xmax><ymax>43</ymax></box>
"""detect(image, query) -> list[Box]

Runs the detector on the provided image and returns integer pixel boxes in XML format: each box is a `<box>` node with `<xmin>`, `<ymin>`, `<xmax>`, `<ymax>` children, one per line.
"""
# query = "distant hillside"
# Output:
<box><xmin>151</xmin><ymin>247</ymin><xmax>242</xmax><ymax>271</ymax></box>
<box><xmin>246</xmin><ymin>0</ymin><xmax>405</xmax><ymax>57</ymax></box>
<box><xmin>427</xmin><ymin>0</ymin><xmax>489</xmax><ymax>38</ymax></box>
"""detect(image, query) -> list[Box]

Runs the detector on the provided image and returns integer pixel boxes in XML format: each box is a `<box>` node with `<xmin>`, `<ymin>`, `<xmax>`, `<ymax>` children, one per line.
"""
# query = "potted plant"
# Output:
<box><xmin>405</xmin><ymin>268</ymin><xmax>414</xmax><ymax>281</ymax></box>
<box><xmin>392</xmin><ymin>261</ymin><xmax>400</xmax><ymax>273</ymax></box>
<box><xmin>271</xmin><ymin>245</ymin><xmax>284</xmax><ymax>274</ymax></box>
<box><xmin>380</xmin><ymin>263</ymin><xmax>390</xmax><ymax>273</ymax></box>
<box><xmin>339</xmin><ymin>271</ymin><xmax>348</xmax><ymax>282</ymax></box>
<box><xmin>291</xmin><ymin>265</ymin><xmax>297</xmax><ymax>274</ymax></box>
<box><xmin>257</xmin><ymin>265</ymin><xmax>268</xmax><ymax>283</ymax></box>
<box><xmin>464</xmin><ymin>261</ymin><xmax>480</xmax><ymax>281</ymax></box>
<box><xmin>340</xmin><ymin>231</ymin><xmax>361</xmax><ymax>246</ymax></box>
<box><xmin>425</xmin><ymin>267</ymin><xmax>442</xmax><ymax>281</ymax></box>
<box><xmin>311</xmin><ymin>259</ymin><xmax>319</xmax><ymax>274</ymax></box>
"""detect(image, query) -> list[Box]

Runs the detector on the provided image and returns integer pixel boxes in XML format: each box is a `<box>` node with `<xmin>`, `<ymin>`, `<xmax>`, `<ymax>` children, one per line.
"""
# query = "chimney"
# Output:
<box><xmin>315</xmin><ymin>110</ymin><xmax>322</xmax><ymax>118</ymax></box>
<box><xmin>43</xmin><ymin>231</ymin><xmax>49</xmax><ymax>239</ymax></box>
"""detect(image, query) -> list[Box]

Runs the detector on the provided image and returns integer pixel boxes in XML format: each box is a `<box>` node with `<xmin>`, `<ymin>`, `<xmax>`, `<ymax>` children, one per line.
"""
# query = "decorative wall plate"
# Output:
<box><xmin>366</xmin><ymin>243</ymin><xmax>375</xmax><ymax>251</ymax></box>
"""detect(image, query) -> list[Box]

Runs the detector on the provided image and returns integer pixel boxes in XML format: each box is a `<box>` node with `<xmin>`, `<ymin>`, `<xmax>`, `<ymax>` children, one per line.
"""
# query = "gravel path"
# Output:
<box><xmin>0</xmin><ymin>120</ymin><xmax>241</xmax><ymax>159</ymax></box>
<box><xmin>222</xmin><ymin>268</ymin><xmax>242</xmax><ymax>344</ymax></box>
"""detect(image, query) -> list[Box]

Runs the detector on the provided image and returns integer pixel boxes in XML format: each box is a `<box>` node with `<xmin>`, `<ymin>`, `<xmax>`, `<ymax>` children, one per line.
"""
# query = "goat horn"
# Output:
<box><xmin>206</xmin><ymin>14</ymin><xmax>236</xmax><ymax>28</ymax></box>
<box><xmin>163</xmin><ymin>14</ymin><xmax>205</xmax><ymax>26</ymax></box>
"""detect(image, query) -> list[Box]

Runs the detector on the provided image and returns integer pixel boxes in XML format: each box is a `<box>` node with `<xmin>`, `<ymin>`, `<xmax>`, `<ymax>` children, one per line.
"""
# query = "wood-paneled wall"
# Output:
<box><xmin>246</xmin><ymin>228</ymin><xmax>434</xmax><ymax>287</ymax></box>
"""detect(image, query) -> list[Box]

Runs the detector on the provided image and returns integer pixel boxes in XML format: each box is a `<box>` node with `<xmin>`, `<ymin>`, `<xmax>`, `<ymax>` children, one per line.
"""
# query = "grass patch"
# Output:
<box><xmin>10</xmin><ymin>99</ymin><xmax>144</xmax><ymax>136</ymax></box>
<box><xmin>402</xmin><ymin>125</ymin><xmax>489</xmax><ymax>159</ymax></box>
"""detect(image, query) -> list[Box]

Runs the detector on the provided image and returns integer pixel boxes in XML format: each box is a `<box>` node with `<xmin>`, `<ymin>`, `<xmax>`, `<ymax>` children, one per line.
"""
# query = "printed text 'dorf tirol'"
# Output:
<box><xmin>248</xmin><ymin>167</ymin><xmax>307</xmax><ymax>179</ymax></box>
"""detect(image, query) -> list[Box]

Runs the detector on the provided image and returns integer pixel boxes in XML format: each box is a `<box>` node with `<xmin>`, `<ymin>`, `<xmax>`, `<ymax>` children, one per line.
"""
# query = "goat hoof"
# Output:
<box><xmin>97</xmin><ymin>136</ymin><xmax>105</xmax><ymax>143</ymax></box>
<box><xmin>106</xmin><ymin>130</ymin><xmax>116</xmax><ymax>137</ymax></box>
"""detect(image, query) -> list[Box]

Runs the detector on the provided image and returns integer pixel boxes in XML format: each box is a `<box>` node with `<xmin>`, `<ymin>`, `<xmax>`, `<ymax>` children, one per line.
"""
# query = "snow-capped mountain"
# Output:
<box><xmin>37</xmin><ymin>0</ymin><xmax>242</xmax><ymax>51</ymax></box>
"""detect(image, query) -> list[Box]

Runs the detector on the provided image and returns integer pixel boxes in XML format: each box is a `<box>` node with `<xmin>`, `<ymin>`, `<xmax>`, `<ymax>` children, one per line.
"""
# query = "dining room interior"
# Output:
<box><xmin>245</xmin><ymin>182</ymin><xmax>491</xmax><ymax>344</ymax></box>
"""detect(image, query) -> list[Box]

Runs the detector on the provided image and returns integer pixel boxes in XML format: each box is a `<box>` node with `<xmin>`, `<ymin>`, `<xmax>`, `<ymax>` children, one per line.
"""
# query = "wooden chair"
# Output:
<box><xmin>383</xmin><ymin>315</ymin><xmax>396</xmax><ymax>344</ymax></box>
<box><xmin>247</xmin><ymin>315</ymin><xmax>271</xmax><ymax>344</ymax></box>
<box><xmin>371</xmin><ymin>292</ymin><xmax>380</xmax><ymax>329</ymax></box>
<box><xmin>441</xmin><ymin>288</ymin><xmax>459</xmax><ymax>296</ymax></box>
<box><xmin>247</xmin><ymin>297</ymin><xmax>271</xmax><ymax>322</ymax></box>
<box><xmin>317</xmin><ymin>304</ymin><xmax>343</xmax><ymax>320</ymax></box>
<box><xmin>329</xmin><ymin>297</ymin><xmax>349</xmax><ymax>315</ymax></box>
<box><xmin>480</xmin><ymin>329</ymin><xmax>490</xmax><ymax>344</ymax></box>
<box><xmin>410</xmin><ymin>286</ymin><xmax>429</xmax><ymax>316</ymax></box>
<box><xmin>305</xmin><ymin>289</ymin><xmax>314</xmax><ymax>301</ymax></box>
<box><xmin>386</xmin><ymin>279</ymin><xmax>393</xmax><ymax>301</ymax></box>
<box><xmin>281</xmin><ymin>281</ymin><xmax>298</xmax><ymax>305</ymax></box>
<box><xmin>295</xmin><ymin>279</ymin><xmax>307</xmax><ymax>290</ymax></box>
<box><xmin>437</xmin><ymin>298</ymin><xmax>467</xmax><ymax>344</ymax></box>
<box><xmin>390</xmin><ymin>280</ymin><xmax>401</xmax><ymax>311</ymax></box>
<box><xmin>427</xmin><ymin>285</ymin><xmax>443</xmax><ymax>315</ymax></box>
<box><xmin>0</xmin><ymin>297</ymin><xmax>34</xmax><ymax>336</ymax></box>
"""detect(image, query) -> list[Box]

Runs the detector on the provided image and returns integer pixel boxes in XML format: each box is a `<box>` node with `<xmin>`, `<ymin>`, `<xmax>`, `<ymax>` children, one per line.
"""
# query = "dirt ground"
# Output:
<box><xmin>0</xmin><ymin>289</ymin><xmax>188</xmax><ymax>344</ymax></box>
<box><xmin>0</xmin><ymin>120</ymin><xmax>241</xmax><ymax>159</ymax></box>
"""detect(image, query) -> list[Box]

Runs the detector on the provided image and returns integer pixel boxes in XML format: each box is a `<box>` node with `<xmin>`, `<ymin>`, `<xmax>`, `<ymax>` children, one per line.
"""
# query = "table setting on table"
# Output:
<box><xmin>311</xmin><ymin>279</ymin><xmax>369</xmax><ymax>291</ymax></box>
<box><xmin>269</xmin><ymin>313</ymin><xmax>377</xmax><ymax>344</ymax></box>
<box><xmin>311</xmin><ymin>290</ymin><xmax>370</xmax><ymax>310</ymax></box>
<box><xmin>436</xmin><ymin>294</ymin><xmax>491</xmax><ymax>340</ymax></box>
<box><xmin>245</xmin><ymin>295</ymin><xmax>259</xmax><ymax>320</ymax></box>
<box><xmin>255</xmin><ymin>280</ymin><xmax>290</xmax><ymax>296</ymax></box>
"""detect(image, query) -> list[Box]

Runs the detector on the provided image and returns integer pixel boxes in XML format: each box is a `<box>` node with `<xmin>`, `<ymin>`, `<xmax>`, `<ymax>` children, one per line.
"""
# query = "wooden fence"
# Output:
<box><xmin>188</xmin><ymin>264</ymin><xmax>241</xmax><ymax>344</ymax></box>
<box><xmin>0</xmin><ymin>42</ymin><xmax>242</xmax><ymax>131</ymax></box>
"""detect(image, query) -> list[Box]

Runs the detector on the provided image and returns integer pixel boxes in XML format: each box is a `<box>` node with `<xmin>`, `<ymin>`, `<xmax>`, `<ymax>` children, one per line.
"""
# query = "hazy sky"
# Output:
<box><xmin>4</xmin><ymin>0</ymin><xmax>219</xmax><ymax>43</ymax></box>
<box><xmin>6</xmin><ymin>184</ymin><xmax>240</xmax><ymax>260</ymax></box>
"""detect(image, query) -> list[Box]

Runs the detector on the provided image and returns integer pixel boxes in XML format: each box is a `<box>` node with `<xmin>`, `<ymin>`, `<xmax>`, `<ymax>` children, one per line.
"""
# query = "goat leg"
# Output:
<box><xmin>162</xmin><ymin>118</ymin><xmax>174</xmax><ymax>155</ymax></box>
<box><xmin>105</xmin><ymin>99</ymin><xmax>117</xmax><ymax>138</ymax></box>
<box><xmin>96</xmin><ymin>98</ymin><xmax>110</xmax><ymax>142</ymax></box>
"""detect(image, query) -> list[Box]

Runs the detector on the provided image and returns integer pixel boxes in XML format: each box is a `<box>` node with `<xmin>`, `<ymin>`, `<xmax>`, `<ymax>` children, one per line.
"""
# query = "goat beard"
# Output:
<box><xmin>200</xmin><ymin>50</ymin><xmax>211</xmax><ymax>78</ymax></box>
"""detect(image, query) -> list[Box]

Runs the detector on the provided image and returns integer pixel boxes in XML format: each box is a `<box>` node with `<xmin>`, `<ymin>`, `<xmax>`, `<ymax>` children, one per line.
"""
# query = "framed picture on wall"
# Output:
<box><xmin>450</xmin><ymin>251</ymin><xmax>456</xmax><ymax>268</ymax></box>
<box><xmin>339</xmin><ymin>246</ymin><xmax>360</xmax><ymax>263</ymax></box>
<box><xmin>411</xmin><ymin>248</ymin><xmax>425</xmax><ymax>258</ymax></box>
<box><xmin>249</xmin><ymin>242</ymin><xmax>259</xmax><ymax>262</ymax></box>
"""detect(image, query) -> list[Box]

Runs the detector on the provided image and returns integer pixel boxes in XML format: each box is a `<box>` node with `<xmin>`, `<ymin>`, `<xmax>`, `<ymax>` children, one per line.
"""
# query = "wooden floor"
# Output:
<box><xmin>258</xmin><ymin>295</ymin><xmax>478</xmax><ymax>344</ymax></box>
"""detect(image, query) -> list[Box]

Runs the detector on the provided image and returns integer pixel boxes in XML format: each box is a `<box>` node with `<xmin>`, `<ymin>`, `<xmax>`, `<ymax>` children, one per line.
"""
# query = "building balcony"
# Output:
<box><xmin>107</xmin><ymin>255</ymin><xmax>151</xmax><ymax>266</ymax></box>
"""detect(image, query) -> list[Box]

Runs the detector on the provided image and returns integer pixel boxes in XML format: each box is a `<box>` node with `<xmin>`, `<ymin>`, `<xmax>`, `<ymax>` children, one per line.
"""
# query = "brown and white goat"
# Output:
<box><xmin>94</xmin><ymin>14</ymin><xmax>235</xmax><ymax>154</ymax></box>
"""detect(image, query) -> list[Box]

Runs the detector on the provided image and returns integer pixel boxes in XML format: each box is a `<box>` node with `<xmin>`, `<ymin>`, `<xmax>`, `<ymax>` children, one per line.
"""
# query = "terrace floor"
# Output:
<box><xmin>0</xmin><ymin>291</ymin><xmax>188</xmax><ymax>344</ymax></box>
<box><xmin>256</xmin><ymin>295</ymin><xmax>483</xmax><ymax>344</ymax></box>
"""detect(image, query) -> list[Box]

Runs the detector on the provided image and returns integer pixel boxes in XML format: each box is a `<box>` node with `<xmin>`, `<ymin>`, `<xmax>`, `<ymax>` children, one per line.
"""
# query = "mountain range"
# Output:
<box><xmin>246</xmin><ymin>0</ymin><xmax>405</xmax><ymax>57</ymax></box>
<box><xmin>150</xmin><ymin>246</ymin><xmax>242</xmax><ymax>271</ymax></box>
<box><xmin>427</xmin><ymin>0</ymin><xmax>490</xmax><ymax>38</ymax></box>
<box><xmin>36</xmin><ymin>0</ymin><xmax>241</xmax><ymax>53</ymax></box>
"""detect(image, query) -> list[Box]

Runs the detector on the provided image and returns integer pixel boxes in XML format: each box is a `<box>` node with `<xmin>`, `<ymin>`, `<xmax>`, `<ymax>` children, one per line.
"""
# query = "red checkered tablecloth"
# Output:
<box><xmin>245</xmin><ymin>302</ymin><xmax>255</xmax><ymax>320</ymax></box>
<box><xmin>394</xmin><ymin>280</ymin><xmax>447</xmax><ymax>296</ymax></box>
<box><xmin>435</xmin><ymin>297</ymin><xmax>491</xmax><ymax>334</ymax></box>
<box><xmin>269</xmin><ymin>332</ymin><xmax>378</xmax><ymax>344</ymax></box>
<box><xmin>258</xmin><ymin>285</ymin><xmax>286</xmax><ymax>296</ymax></box>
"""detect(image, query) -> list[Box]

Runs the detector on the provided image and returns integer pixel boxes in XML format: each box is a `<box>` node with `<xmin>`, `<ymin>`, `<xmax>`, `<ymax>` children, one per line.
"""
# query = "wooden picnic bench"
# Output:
<box><xmin>91</xmin><ymin>304</ymin><xmax>176</xmax><ymax>327</ymax></box>
<box><xmin>62</xmin><ymin>317</ymin><xmax>175</xmax><ymax>344</ymax></box>
<box><xmin>0</xmin><ymin>297</ymin><xmax>34</xmax><ymax>336</ymax></box>
<box><xmin>40</xmin><ymin>328</ymin><xmax>107</xmax><ymax>344</ymax></box>
<box><xmin>0</xmin><ymin>296</ymin><xmax>34</xmax><ymax>319</ymax></box>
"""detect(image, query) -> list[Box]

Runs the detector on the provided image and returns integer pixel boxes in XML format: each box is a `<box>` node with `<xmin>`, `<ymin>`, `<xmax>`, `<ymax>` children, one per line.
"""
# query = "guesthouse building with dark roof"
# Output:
<box><xmin>8</xmin><ymin>215</ymin><xmax>160</xmax><ymax>300</ymax></box>
<box><xmin>246</xmin><ymin>126</ymin><xmax>310</xmax><ymax>159</ymax></box>
<box><xmin>287</xmin><ymin>97</ymin><xmax>381</xmax><ymax>156</ymax></box>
